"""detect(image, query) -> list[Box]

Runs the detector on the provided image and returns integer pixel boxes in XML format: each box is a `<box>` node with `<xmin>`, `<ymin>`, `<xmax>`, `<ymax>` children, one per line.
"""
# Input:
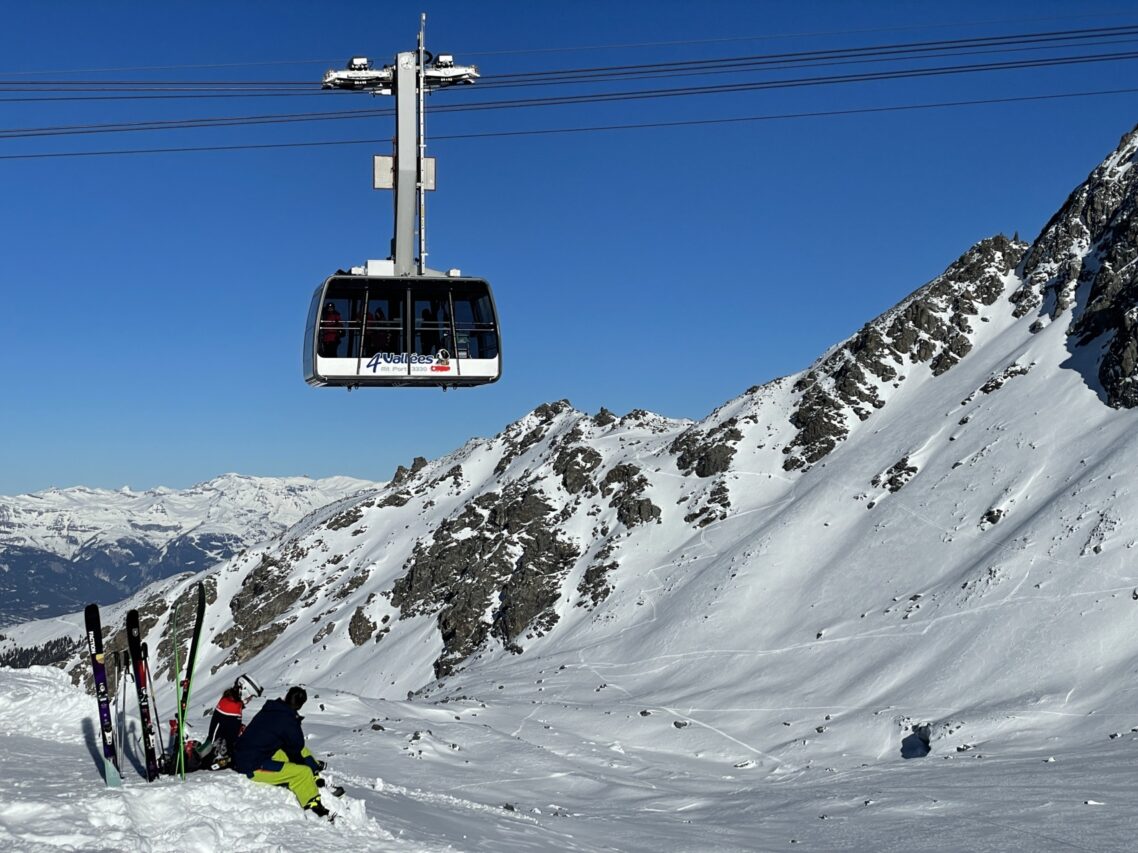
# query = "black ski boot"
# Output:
<box><xmin>304</xmin><ymin>798</ymin><xmax>332</xmax><ymax>820</ymax></box>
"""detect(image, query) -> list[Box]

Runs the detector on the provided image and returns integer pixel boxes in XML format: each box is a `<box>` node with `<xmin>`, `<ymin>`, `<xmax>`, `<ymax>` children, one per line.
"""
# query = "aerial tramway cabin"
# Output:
<box><xmin>308</xmin><ymin>39</ymin><xmax>497</xmax><ymax>390</ymax></box>
<box><xmin>303</xmin><ymin>261</ymin><xmax>500</xmax><ymax>389</ymax></box>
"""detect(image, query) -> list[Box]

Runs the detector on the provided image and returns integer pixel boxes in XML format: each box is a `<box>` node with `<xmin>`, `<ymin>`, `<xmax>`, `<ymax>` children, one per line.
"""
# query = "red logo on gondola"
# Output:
<box><xmin>431</xmin><ymin>350</ymin><xmax>453</xmax><ymax>372</ymax></box>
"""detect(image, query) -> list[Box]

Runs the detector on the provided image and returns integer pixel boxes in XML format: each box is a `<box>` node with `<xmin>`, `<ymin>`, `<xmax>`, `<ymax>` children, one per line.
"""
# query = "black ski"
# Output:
<box><xmin>126</xmin><ymin>610</ymin><xmax>161</xmax><ymax>781</ymax></box>
<box><xmin>84</xmin><ymin>603</ymin><xmax>122</xmax><ymax>788</ymax></box>
<box><xmin>175</xmin><ymin>582</ymin><xmax>207</xmax><ymax>778</ymax></box>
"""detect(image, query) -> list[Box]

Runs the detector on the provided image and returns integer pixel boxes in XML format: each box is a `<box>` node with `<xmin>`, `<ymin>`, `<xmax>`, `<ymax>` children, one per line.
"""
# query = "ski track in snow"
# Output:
<box><xmin>507</xmin><ymin>456</ymin><xmax>1138</xmax><ymax>787</ymax></box>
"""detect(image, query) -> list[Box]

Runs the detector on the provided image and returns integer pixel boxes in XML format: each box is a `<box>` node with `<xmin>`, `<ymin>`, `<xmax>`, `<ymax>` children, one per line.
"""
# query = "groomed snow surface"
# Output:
<box><xmin>1</xmin><ymin>664</ymin><xmax>1135</xmax><ymax>852</ymax></box>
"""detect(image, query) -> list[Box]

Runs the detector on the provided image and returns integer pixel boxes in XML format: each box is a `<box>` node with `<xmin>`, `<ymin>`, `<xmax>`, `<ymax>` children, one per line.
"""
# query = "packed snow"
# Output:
<box><xmin>3</xmin><ymin>652</ymin><xmax>1137</xmax><ymax>852</ymax></box>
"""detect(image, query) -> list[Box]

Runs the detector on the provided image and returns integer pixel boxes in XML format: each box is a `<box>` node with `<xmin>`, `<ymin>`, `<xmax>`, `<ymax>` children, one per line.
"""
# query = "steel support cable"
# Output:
<box><xmin>3</xmin><ymin>22</ymin><xmax>1137</xmax><ymax>93</ymax></box>
<box><xmin>1</xmin><ymin>86</ymin><xmax>1136</xmax><ymax>161</ymax></box>
<box><xmin>423</xmin><ymin>50</ymin><xmax>1138</xmax><ymax>114</ymax></box>
<box><xmin>0</xmin><ymin>107</ymin><xmax>393</xmax><ymax>138</ymax></box>
<box><xmin>479</xmin><ymin>23</ymin><xmax>1138</xmax><ymax>82</ymax></box>
<box><xmin>0</xmin><ymin>91</ymin><xmax>331</xmax><ymax>103</ymax></box>
<box><xmin>1</xmin><ymin>48</ymin><xmax>1136</xmax><ymax>140</ymax></box>
<box><xmin>460</xmin><ymin>15</ymin><xmax>1138</xmax><ymax>57</ymax></box>
<box><xmin>5</xmin><ymin>39</ymin><xmax>1135</xmax><ymax>99</ymax></box>
<box><xmin>0</xmin><ymin>32</ymin><xmax>1134</xmax><ymax>102</ymax></box>
<box><xmin>426</xmin><ymin>86</ymin><xmax>1138</xmax><ymax>140</ymax></box>
<box><xmin>474</xmin><ymin>39</ymin><xmax>1138</xmax><ymax>91</ymax></box>
<box><xmin>0</xmin><ymin>80</ymin><xmax>317</xmax><ymax>88</ymax></box>
<box><xmin>0</xmin><ymin>11</ymin><xmax>1133</xmax><ymax>74</ymax></box>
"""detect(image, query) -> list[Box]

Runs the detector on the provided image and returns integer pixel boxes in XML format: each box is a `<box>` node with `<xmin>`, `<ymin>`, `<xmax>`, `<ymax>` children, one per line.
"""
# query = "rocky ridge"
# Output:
<box><xmin>1017</xmin><ymin>127</ymin><xmax>1138</xmax><ymax>406</ymax></box>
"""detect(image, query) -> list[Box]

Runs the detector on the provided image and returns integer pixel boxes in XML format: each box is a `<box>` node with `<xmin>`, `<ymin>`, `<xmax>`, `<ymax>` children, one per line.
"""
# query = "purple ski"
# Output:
<box><xmin>84</xmin><ymin>603</ymin><xmax>122</xmax><ymax>788</ymax></box>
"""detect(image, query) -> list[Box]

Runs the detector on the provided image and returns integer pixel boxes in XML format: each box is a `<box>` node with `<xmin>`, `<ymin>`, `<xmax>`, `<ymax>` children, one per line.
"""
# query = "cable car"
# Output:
<box><xmin>310</xmin><ymin>35</ymin><xmax>495</xmax><ymax>390</ymax></box>
<box><xmin>304</xmin><ymin>263</ymin><xmax>501</xmax><ymax>389</ymax></box>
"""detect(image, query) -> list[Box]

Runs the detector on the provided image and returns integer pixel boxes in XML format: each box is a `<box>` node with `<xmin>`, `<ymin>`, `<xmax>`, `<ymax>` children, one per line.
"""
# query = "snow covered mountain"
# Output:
<box><xmin>4</xmin><ymin>123</ymin><xmax>1138</xmax><ymax>850</ymax></box>
<box><xmin>0</xmin><ymin>474</ymin><xmax>375</xmax><ymax>626</ymax></box>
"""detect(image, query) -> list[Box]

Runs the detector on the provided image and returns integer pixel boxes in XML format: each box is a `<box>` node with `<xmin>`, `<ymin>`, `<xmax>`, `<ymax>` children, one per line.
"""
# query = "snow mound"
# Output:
<box><xmin>0</xmin><ymin>668</ymin><xmax>405</xmax><ymax>853</ymax></box>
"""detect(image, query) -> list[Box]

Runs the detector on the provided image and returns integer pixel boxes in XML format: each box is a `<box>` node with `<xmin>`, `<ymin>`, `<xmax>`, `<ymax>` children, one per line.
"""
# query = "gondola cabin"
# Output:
<box><xmin>304</xmin><ymin>263</ymin><xmax>501</xmax><ymax>388</ymax></box>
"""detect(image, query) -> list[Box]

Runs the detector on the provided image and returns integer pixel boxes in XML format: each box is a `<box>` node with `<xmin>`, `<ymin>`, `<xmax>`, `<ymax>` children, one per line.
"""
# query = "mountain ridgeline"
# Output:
<box><xmin>9</xmin><ymin>123</ymin><xmax>1138</xmax><ymax>762</ymax></box>
<box><xmin>0</xmin><ymin>475</ymin><xmax>372</xmax><ymax>627</ymax></box>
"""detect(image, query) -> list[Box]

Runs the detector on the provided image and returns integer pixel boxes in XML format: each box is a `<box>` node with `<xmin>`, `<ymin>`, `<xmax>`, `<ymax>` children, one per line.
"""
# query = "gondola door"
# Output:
<box><xmin>447</xmin><ymin>279</ymin><xmax>500</xmax><ymax>381</ymax></box>
<box><xmin>360</xmin><ymin>285</ymin><xmax>409</xmax><ymax>381</ymax></box>
<box><xmin>312</xmin><ymin>280</ymin><xmax>369</xmax><ymax>382</ymax></box>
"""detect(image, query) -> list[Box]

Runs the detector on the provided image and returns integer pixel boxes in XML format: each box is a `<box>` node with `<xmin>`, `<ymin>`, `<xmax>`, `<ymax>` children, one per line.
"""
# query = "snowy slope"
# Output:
<box><xmin>4</xmin><ymin>124</ymin><xmax>1138</xmax><ymax>851</ymax></box>
<box><xmin>0</xmin><ymin>474</ymin><xmax>376</xmax><ymax>626</ymax></box>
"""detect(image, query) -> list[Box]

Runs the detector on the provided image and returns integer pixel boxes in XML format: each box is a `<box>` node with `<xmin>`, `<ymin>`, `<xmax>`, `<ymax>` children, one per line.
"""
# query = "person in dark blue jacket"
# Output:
<box><xmin>232</xmin><ymin>686</ymin><xmax>330</xmax><ymax>817</ymax></box>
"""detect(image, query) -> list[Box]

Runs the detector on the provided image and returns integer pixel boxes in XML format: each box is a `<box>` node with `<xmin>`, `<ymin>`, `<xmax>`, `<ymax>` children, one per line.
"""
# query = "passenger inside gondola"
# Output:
<box><xmin>364</xmin><ymin>307</ymin><xmax>388</xmax><ymax>356</ymax></box>
<box><xmin>415</xmin><ymin>297</ymin><xmax>452</xmax><ymax>356</ymax></box>
<box><xmin>418</xmin><ymin>307</ymin><xmax>439</xmax><ymax>354</ymax></box>
<box><xmin>318</xmin><ymin>302</ymin><xmax>343</xmax><ymax>357</ymax></box>
<box><xmin>346</xmin><ymin>299</ymin><xmax>366</xmax><ymax>358</ymax></box>
<box><xmin>365</xmin><ymin>293</ymin><xmax>403</xmax><ymax>356</ymax></box>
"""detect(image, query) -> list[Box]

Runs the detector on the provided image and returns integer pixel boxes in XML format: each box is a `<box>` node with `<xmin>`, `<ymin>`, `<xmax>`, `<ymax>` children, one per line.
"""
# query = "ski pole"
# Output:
<box><xmin>173</xmin><ymin>603</ymin><xmax>185</xmax><ymax>780</ymax></box>
<box><xmin>142</xmin><ymin>645</ymin><xmax>165</xmax><ymax>755</ymax></box>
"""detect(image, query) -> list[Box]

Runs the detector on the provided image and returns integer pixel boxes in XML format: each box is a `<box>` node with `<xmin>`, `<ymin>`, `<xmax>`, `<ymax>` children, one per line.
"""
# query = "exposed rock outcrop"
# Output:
<box><xmin>391</xmin><ymin>485</ymin><xmax>580</xmax><ymax>677</ymax></box>
<box><xmin>782</xmin><ymin>235</ymin><xmax>1026</xmax><ymax>470</ymax></box>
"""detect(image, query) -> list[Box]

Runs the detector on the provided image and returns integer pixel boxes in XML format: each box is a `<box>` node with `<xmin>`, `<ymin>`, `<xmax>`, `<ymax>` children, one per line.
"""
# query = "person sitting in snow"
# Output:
<box><xmin>161</xmin><ymin>674</ymin><xmax>264</xmax><ymax>775</ymax></box>
<box><xmin>200</xmin><ymin>674</ymin><xmax>262</xmax><ymax>770</ymax></box>
<box><xmin>231</xmin><ymin>686</ymin><xmax>332</xmax><ymax>818</ymax></box>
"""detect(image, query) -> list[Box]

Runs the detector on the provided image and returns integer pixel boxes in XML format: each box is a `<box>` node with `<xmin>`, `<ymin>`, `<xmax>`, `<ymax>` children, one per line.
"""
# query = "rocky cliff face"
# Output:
<box><xmin>782</xmin><ymin>235</ymin><xmax>1027</xmax><ymax>470</ymax></box>
<box><xmin>767</xmin><ymin>126</ymin><xmax>1138</xmax><ymax>470</ymax></box>
<box><xmin>190</xmin><ymin>402</ymin><xmax>682</xmax><ymax>683</ymax></box>
<box><xmin>1015</xmin><ymin>126</ymin><xmax>1138</xmax><ymax>407</ymax></box>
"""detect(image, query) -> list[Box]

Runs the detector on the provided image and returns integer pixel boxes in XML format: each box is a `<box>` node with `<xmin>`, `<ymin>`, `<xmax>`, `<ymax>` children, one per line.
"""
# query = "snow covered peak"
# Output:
<box><xmin>748</xmin><ymin>234</ymin><xmax>1026</xmax><ymax>471</ymax></box>
<box><xmin>1008</xmin><ymin>120</ymin><xmax>1138</xmax><ymax>407</ymax></box>
<box><xmin>0</xmin><ymin>474</ymin><xmax>376</xmax><ymax>560</ymax></box>
<box><xmin>0</xmin><ymin>474</ymin><xmax>377</xmax><ymax>625</ymax></box>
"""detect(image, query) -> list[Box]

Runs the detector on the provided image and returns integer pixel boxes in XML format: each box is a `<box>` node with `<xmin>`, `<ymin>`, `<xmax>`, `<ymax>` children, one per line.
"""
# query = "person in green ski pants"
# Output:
<box><xmin>231</xmin><ymin>686</ymin><xmax>330</xmax><ymax>818</ymax></box>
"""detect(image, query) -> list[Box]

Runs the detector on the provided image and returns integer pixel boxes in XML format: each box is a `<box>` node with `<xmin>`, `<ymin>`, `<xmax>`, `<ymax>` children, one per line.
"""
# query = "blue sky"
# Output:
<box><xmin>3</xmin><ymin>0</ymin><xmax>1138</xmax><ymax>495</ymax></box>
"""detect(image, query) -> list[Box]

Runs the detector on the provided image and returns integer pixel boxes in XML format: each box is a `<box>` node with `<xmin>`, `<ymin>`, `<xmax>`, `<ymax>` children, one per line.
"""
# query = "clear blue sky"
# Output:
<box><xmin>3</xmin><ymin>0</ymin><xmax>1137</xmax><ymax>495</ymax></box>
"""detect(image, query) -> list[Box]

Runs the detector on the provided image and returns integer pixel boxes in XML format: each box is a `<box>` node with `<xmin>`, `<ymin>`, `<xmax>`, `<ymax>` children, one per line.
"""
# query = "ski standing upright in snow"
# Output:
<box><xmin>174</xmin><ymin>582</ymin><xmax>207</xmax><ymax>779</ymax></box>
<box><xmin>126</xmin><ymin>609</ymin><xmax>162</xmax><ymax>781</ymax></box>
<box><xmin>84</xmin><ymin>603</ymin><xmax>122</xmax><ymax>788</ymax></box>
